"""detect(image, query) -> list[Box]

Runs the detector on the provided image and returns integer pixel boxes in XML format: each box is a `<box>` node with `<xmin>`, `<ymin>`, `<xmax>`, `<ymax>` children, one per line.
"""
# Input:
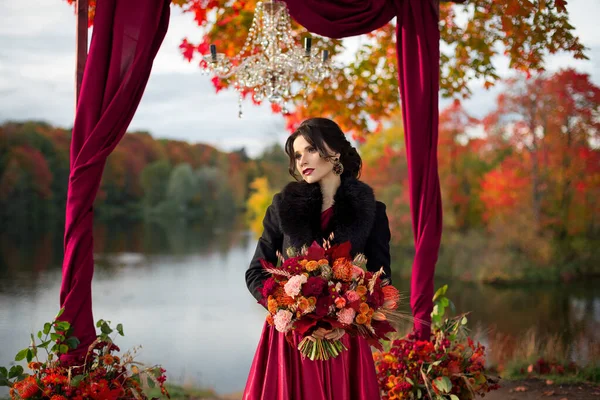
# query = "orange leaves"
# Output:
<box><xmin>555</xmin><ymin>0</ymin><xmax>568</xmax><ymax>12</ymax></box>
<box><xmin>480</xmin><ymin>156</ymin><xmax>530</xmax><ymax>222</ymax></box>
<box><xmin>0</xmin><ymin>145</ymin><xmax>54</xmax><ymax>201</ymax></box>
<box><xmin>62</xmin><ymin>0</ymin><xmax>587</xmax><ymax>140</ymax></box>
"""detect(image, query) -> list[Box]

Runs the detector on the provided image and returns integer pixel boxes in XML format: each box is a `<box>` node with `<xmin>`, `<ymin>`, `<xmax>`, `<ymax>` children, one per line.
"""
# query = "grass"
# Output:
<box><xmin>145</xmin><ymin>383</ymin><xmax>220</xmax><ymax>399</ymax></box>
<box><xmin>503</xmin><ymin>367</ymin><xmax>600</xmax><ymax>385</ymax></box>
<box><xmin>475</xmin><ymin>327</ymin><xmax>600</xmax><ymax>384</ymax></box>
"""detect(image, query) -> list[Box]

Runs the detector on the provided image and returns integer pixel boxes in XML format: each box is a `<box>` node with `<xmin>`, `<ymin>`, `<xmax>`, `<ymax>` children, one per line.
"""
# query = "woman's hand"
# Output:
<box><xmin>311</xmin><ymin>327</ymin><xmax>345</xmax><ymax>341</ymax></box>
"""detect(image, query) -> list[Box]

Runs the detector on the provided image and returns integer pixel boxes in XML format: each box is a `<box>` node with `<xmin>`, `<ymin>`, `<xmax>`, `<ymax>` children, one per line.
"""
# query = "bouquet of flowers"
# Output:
<box><xmin>0</xmin><ymin>309</ymin><xmax>169</xmax><ymax>400</ymax></box>
<box><xmin>259</xmin><ymin>240</ymin><xmax>400</xmax><ymax>361</ymax></box>
<box><xmin>373</xmin><ymin>286</ymin><xmax>500</xmax><ymax>400</ymax></box>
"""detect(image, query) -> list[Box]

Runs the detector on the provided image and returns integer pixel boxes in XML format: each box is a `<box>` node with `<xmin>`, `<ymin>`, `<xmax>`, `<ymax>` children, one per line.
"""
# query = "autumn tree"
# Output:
<box><xmin>480</xmin><ymin>69</ymin><xmax>600</xmax><ymax>278</ymax></box>
<box><xmin>65</xmin><ymin>0</ymin><xmax>586</xmax><ymax>138</ymax></box>
<box><xmin>483</xmin><ymin>69</ymin><xmax>600</xmax><ymax>232</ymax></box>
<box><xmin>174</xmin><ymin>0</ymin><xmax>587</xmax><ymax>138</ymax></box>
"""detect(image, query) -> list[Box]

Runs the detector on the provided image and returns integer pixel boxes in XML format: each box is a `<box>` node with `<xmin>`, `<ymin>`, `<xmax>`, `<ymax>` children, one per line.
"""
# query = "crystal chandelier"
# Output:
<box><xmin>201</xmin><ymin>0</ymin><xmax>332</xmax><ymax>117</ymax></box>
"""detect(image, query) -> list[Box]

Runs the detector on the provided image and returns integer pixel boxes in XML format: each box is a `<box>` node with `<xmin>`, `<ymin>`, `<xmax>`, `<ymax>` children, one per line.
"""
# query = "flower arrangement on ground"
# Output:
<box><xmin>0</xmin><ymin>309</ymin><xmax>169</xmax><ymax>400</ymax></box>
<box><xmin>259</xmin><ymin>240</ymin><xmax>400</xmax><ymax>361</ymax></box>
<box><xmin>373</xmin><ymin>285</ymin><xmax>500</xmax><ymax>400</ymax></box>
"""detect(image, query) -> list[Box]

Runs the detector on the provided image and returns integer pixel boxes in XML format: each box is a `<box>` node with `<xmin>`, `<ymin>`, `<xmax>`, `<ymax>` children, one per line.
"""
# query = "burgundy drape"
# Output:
<box><xmin>284</xmin><ymin>0</ymin><xmax>443</xmax><ymax>340</ymax></box>
<box><xmin>59</xmin><ymin>0</ymin><xmax>170</xmax><ymax>361</ymax></box>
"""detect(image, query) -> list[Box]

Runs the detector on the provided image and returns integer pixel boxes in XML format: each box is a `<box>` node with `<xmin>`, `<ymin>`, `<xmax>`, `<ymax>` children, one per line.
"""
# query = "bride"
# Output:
<box><xmin>243</xmin><ymin>117</ymin><xmax>392</xmax><ymax>399</ymax></box>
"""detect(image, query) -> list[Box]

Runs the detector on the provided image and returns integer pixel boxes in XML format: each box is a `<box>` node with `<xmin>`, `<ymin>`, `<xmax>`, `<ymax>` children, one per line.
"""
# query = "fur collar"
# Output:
<box><xmin>278</xmin><ymin>178</ymin><xmax>377</xmax><ymax>250</ymax></box>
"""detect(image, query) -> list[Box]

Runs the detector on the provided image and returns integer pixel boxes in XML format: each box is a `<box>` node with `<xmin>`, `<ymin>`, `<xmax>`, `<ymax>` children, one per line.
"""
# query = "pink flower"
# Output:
<box><xmin>284</xmin><ymin>275</ymin><xmax>307</xmax><ymax>298</ymax></box>
<box><xmin>346</xmin><ymin>290</ymin><xmax>360</xmax><ymax>302</ymax></box>
<box><xmin>273</xmin><ymin>309</ymin><xmax>293</xmax><ymax>333</ymax></box>
<box><xmin>337</xmin><ymin>308</ymin><xmax>356</xmax><ymax>325</ymax></box>
<box><xmin>351</xmin><ymin>265</ymin><xmax>364</xmax><ymax>279</ymax></box>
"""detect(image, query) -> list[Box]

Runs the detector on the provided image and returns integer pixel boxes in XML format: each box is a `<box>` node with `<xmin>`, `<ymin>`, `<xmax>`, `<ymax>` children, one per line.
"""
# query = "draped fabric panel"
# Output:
<box><xmin>284</xmin><ymin>0</ymin><xmax>443</xmax><ymax>340</ymax></box>
<box><xmin>59</xmin><ymin>0</ymin><xmax>171</xmax><ymax>362</ymax></box>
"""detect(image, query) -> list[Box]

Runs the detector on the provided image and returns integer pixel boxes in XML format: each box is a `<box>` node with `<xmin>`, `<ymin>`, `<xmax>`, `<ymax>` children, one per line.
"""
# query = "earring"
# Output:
<box><xmin>332</xmin><ymin>158</ymin><xmax>344</xmax><ymax>176</ymax></box>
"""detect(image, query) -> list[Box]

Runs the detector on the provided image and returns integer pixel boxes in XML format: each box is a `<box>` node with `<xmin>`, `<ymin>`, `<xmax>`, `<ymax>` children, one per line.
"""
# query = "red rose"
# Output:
<box><xmin>261</xmin><ymin>277</ymin><xmax>278</xmax><ymax>298</ymax></box>
<box><xmin>315</xmin><ymin>295</ymin><xmax>334</xmax><ymax>317</ymax></box>
<box><xmin>301</xmin><ymin>276</ymin><xmax>327</xmax><ymax>297</ymax></box>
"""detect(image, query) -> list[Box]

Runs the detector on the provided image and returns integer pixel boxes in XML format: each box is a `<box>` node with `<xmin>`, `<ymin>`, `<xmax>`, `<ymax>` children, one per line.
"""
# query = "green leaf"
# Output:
<box><xmin>461</xmin><ymin>316</ymin><xmax>468</xmax><ymax>325</ymax></box>
<box><xmin>116</xmin><ymin>323</ymin><xmax>124</xmax><ymax>336</ymax></box>
<box><xmin>50</xmin><ymin>333</ymin><xmax>62</xmax><ymax>341</ymax></box>
<box><xmin>55</xmin><ymin>321</ymin><xmax>70</xmax><ymax>332</ymax></box>
<box><xmin>26</xmin><ymin>349</ymin><xmax>33</xmax><ymax>363</ymax></box>
<box><xmin>66</xmin><ymin>337</ymin><xmax>80</xmax><ymax>350</ymax></box>
<box><xmin>59</xmin><ymin>344</ymin><xmax>69</xmax><ymax>354</ymax></box>
<box><xmin>432</xmin><ymin>376</ymin><xmax>452</xmax><ymax>394</ymax></box>
<box><xmin>8</xmin><ymin>366</ymin><xmax>23</xmax><ymax>379</ymax></box>
<box><xmin>37</xmin><ymin>331</ymin><xmax>42</xmax><ymax>340</ymax></box>
<box><xmin>0</xmin><ymin>375</ymin><xmax>9</xmax><ymax>387</ymax></box>
<box><xmin>147</xmin><ymin>375</ymin><xmax>156</xmax><ymax>388</ymax></box>
<box><xmin>417</xmin><ymin>388</ymin><xmax>422</xmax><ymax>399</ymax></box>
<box><xmin>56</xmin><ymin>308</ymin><xmax>65</xmax><ymax>319</ymax></box>
<box><xmin>71</xmin><ymin>374</ymin><xmax>85</xmax><ymax>387</ymax></box>
<box><xmin>450</xmin><ymin>395</ymin><xmax>460</xmax><ymax>400</ymax></box>
<box><xmin>96</xmin><ymin>319</ymin><xmax>105</xmax><ymax>328</ymax></box>
<box><xmin>100</xmin><ymin>322</ymin><xmax>113</xmax><ymax>335</ymax></box>
<box><xmin>38</xmin><ymin>340</ymin><xmax>51</xmax><ymax>349</ymax></box>
<box><xmin>43</xmin><ymin>323</ymin><xmax>51</xmax><ymax>335</ymax></box>
<box><xmin>15</xmin><ymin>349</ymin><xmax>29</xmax><ymax>362</ymax></box>
<box><xmin>405</xmin><ymin>377</ymin><xmax>415</xmax><ymax>386</ymax></box>
<box><xmin>0</xmin><ymin>367</ymin><xmax>7</xmax><ymax>377</ymax></box>
<box><xmin>433</xmin><ymin>285</ymin><xmax>448</xmax><ymax>301</ymax></box>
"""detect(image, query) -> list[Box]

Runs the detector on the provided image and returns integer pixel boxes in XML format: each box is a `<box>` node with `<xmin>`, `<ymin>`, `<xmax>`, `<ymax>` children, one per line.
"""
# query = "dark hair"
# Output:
<box><xmin>284</xmin><ymin>117</ymin><xmax>362</xmax><ymax>181</ymax></box>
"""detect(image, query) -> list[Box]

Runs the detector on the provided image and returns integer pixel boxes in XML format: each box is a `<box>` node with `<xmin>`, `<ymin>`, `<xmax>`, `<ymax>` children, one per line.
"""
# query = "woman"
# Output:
<box><xmin>243</xmin><ymin>117</ymin><xmax>392</xmax><ymax>400</ymax></box>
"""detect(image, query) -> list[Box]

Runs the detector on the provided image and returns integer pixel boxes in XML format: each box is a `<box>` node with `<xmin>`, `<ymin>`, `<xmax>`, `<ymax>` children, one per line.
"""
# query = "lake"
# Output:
<box><xmin>1</xmin><ymin>218</ymin><xmax>598</xmax><ymax>396</ymax></box>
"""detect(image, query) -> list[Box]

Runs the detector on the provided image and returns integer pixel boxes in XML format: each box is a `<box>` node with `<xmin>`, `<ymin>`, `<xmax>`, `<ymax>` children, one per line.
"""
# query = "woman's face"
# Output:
<box><xmin>293</xmin><ymin>135</ymin><xmax>339</xmax><ymax>184</ymax></box>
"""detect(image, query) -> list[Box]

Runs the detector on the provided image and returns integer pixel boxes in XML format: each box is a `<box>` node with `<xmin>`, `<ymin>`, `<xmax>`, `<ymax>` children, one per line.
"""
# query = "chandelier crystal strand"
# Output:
<box><xmin>201</xmin><ymin>0</ymin><xmax>332</xmax><ymax>117</ymax></box>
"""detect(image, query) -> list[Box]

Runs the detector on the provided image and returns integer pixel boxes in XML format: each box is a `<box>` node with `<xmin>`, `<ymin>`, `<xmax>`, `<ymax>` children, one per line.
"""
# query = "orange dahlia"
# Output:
<box><xmin>359</xmin><ymin>302</ymin><xmax>370</xmax><ymax>314</ymax></box>
<box><xmin>305</xmin><ymin>260</ymin><xmax>319</xmax><ymax>272</ymax></box>
<box><xmin>103</xmin><ymin>354</ymin><xmax>115</xmax><ymax>365</ymax></box>
<box><xmin>27</xmin><ymin>362</ymin><xmax>41</xmax><ymax>370</ymax></box>
<box><xmin>15</xmin><ymin>376</ymin><xmax>39</xmax><ymax>399</ymax></box>
<box><xmin>273</xmin><ymin>287</ymin><xmax>295</xmax><ymax>306</ymax></box>
<box><xmin>267</xmin><ymin>296</ymin><xmax>278</xmax><ymax>314</ymax></box>
<box><xmin>297</xmin><ymin>296</ymin><xmax>310</xmax><ymax>312</ymax></box>
<box><xmin>332</xmin><ymin>259</ymin><xmax>353</xmax><ymax>281</ymax></box>
<box><xmin>356</xmin><ymin>285</ymin><xmax>368</xmax><ymax>297</ymax></box>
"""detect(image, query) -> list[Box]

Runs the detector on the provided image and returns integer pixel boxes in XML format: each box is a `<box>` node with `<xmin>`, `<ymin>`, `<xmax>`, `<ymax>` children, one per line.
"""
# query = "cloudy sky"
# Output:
<box><xmin>0</xmin><ymin>1</ymin><xmax>598</xmax><ymax>157</ymax></box>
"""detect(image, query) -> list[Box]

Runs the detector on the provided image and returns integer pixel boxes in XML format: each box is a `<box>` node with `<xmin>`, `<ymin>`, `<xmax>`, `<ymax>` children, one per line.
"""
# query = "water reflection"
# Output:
<box><xmin>0</xmin><ymin>219</ymin><xmax>598</xmax><ymax>395</ymax></box>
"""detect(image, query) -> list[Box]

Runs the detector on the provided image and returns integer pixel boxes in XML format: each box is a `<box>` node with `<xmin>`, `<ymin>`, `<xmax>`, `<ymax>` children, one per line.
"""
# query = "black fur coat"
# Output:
<box><xmin>245</xmin><ymin>177</ymin><xmax>392</xmax><ymax>302</ymax></box>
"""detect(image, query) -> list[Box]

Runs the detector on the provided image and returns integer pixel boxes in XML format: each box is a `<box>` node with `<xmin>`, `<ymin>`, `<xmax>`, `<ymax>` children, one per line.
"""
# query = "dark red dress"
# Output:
<box><xmin>242</xmin><ymin>207</ymin><xmax>380</xmax><ymax>400</ymax></box>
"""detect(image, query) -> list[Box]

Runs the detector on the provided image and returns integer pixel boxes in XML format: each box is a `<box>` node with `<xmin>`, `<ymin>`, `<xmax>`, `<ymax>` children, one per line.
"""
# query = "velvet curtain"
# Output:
<box><xmin>284</xmin><ymin>0</ymin><xmax>443</xmax><ymax>340</ymax></box>
<box><xmin>59</xmin><ymin>0</ymin><xmax>171</xmax><ymax>361</ymax></box>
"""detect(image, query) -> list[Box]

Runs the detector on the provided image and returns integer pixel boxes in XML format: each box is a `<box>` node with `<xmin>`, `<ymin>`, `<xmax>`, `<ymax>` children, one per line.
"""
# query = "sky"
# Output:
<box><xmin>0</xmin><ymin>1</ymin><xmax>598</xmax><ymax>157</ymax></box>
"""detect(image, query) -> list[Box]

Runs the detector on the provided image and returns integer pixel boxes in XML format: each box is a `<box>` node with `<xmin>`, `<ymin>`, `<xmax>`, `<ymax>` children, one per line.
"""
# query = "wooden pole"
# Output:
<box><xmin>75</xmin><ymin>0</ymin><xmax>89</xmax><ymax>107</ymax></box>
